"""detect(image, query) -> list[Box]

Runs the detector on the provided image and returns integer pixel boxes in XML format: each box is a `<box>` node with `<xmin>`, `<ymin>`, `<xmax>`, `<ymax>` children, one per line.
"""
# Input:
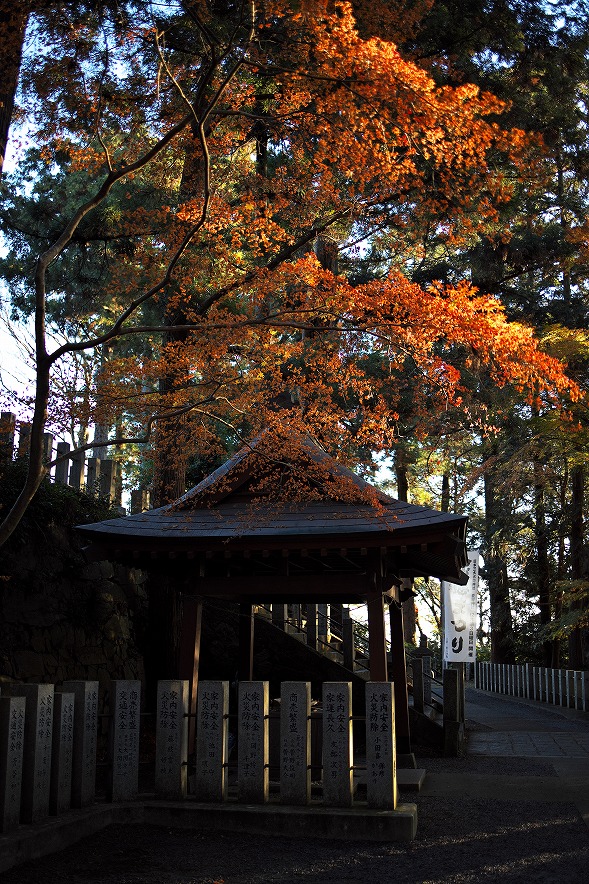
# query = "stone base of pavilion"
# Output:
<box><xmin>0</xmin><ymin>799</ymin><xmax>418</xmax><ymax>872</ymax></box>
<box><xmin>143</xmin><ymin>798</ymin><xmax>418</xmax><ymax>842</ymax></box>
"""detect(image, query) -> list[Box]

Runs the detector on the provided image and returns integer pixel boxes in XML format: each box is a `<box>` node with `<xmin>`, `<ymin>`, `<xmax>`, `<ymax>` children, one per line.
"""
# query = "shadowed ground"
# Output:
<box><xmin>4</xmin><ymin>687</ymin><xmax>589</xmax><ymax>884</ymax></box>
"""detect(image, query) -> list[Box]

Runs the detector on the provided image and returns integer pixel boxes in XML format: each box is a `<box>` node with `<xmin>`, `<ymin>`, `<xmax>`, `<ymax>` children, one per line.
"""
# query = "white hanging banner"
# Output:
<box><xmin>443</xmin><ymin>550</ymin><xmax>479</xmax><ymax>663</ymax></box>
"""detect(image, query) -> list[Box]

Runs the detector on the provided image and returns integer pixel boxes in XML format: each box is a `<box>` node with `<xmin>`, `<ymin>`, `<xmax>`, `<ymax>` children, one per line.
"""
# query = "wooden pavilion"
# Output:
<box><xmin>77</xmin><ymin>431</ymin><xmax>468</xmax><ymax>754</ymax></box>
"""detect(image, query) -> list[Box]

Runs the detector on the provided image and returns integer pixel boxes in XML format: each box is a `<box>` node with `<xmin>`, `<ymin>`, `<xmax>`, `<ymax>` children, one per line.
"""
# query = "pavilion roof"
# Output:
<box><xmin>77</xmin><ymin>432</ymin><xmax>468</xmax><ymax>584</ymax></box>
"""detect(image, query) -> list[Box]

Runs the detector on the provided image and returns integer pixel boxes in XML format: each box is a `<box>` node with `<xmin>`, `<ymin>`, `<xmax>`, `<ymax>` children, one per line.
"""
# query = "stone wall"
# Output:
<box><xmin>0</xmin><ymin>520</ymin><xmax>147</xmax><ymax>694</ymax></box>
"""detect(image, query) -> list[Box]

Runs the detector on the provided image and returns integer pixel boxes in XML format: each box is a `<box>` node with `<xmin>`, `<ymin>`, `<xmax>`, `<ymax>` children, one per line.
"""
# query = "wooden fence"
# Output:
<box><xmin>0</xmin><ymin>411</ymin><xmax>150</xmax><ymax>514</ymax></box>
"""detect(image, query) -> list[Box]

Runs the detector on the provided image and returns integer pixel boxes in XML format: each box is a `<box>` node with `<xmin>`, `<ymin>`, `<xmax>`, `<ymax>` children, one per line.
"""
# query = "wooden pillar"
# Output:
<box><xmin>367</xmin><ymin>589</ymin><xmax>388</xmax><ymax>682</ymax></box>
<box><xmin>239</xmin><ymin>602</ymin><xmax>255</xmax><ymax>682</ymax></box>
<box><xmin>343</xmin><ymin>608</ymin><xmax>354</xmax><ymax>671</ymax></box>
<box><xmin>330</xmin><ymin>602</ymin><xmax>344</xmax><ymax>639</ymax></box>
<box><xmin>178</xmin><ymin>594</ymin><xmax>202</xmax><ymax>748</ymax></box>
<box><xmin>272</xmin><ymin>603</ymin><xmax>287</xmax><ymax>630</ymax></box>
<box><xmin>389</xmin><ymin>600</ymin><xmax>411</xmax><ymax>755</ymax></box>
<box><xmin>306</xmin><ymin>604</ymin><xmax>318</xmax><ymax>650</ymax></box>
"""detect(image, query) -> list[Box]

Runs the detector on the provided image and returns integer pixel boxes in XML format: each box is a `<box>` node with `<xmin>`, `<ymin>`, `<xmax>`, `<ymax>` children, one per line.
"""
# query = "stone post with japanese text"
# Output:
<box><xmin>62</xmin><ymin>680</ymin><xmax>99</xmax><ymax>807</ymax></box>
<box><xmin>108</xmin><ymin>680</ymin><xmax>141</xmax><ymax>802</ymax></box>
<box><xmin>0</xmin><ymin>696</ymin><xmax>26</xmax><ymax>832</ymax></box>
<box><xmin>322</xmin><ymin>681</ymin><xmax>353</xmax><ymax>807</ymax></box>
<box><xmin>195</xmin><ymin>680</ymin><xmax>228</xmax><ymax>802</ymax></box>
<box><xmin>365</xmin><ymin>682</ymin><xmax>397</xmax><ymax>809</ymax></box>
<box><xmin>280</xmin><ymin>681</ymin><xmax>311</xmax><ymax>805</ymax></box>
<box><xmin>155</xmin><ymin>680</ymin><xmax>189</xmax><ymax>800</ymax></box>
<box><xmin>238</xmin><ymin>681</ymin><xmax>269</xmax><ymax>803</ymax></box>
<box><xmin>10</xmin><ymin>683</ymin><xmax>54</xmax><ymax>824</ymax></box>
<box><xmin>49</xmin><ymin>691</ymin><xmax>75</xmax><ymax>815</ymax></box>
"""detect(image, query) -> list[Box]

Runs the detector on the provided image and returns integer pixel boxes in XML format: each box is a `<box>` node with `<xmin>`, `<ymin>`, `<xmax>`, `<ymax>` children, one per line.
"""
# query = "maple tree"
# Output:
<box><xmin>0</xmin><ymin>1</ymin><xmax>582</xmax><ymax>552</ymax></box>
<box><xmin>382</xmin><ymin>0</ymin><xmax>589</xmax><ymax>665</ymax></box>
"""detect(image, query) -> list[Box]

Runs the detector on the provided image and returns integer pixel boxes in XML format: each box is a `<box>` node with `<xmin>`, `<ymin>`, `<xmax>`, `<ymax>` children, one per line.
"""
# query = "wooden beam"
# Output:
<box><xmin>389</xmin><ymin>600</ymin><xmax>411</xmax><ymax>755</ymax></box>
<box><xmin>196</xmin><ymin>573</ymin><xmax>371</xmax><ymax>599</ymax></box>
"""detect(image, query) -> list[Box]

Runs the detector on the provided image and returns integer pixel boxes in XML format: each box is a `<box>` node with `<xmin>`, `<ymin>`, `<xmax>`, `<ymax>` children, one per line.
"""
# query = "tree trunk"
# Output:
<box><xmin>395</xmin><ymin>443</ymin><xmax>416</xmax><ymax>645</ymax></box>
<box><xmin>533</xmin><ymin>449</ymin><xmax>552</xmax><ymax>665</ymax></box>
<box><xmin>568</xmin><ymin>463</ymin><xmax>585</xmax><ymax>668</ymax></box>
<box><xmin>483</xmin><ymin>448</ymin><xmax>515</xmax><ymax>663</ymax></box>
<box><xmin>0</xmin><ymin>5</ymin><xmax>29</xmax><ymax>176</ymax></box>
<box><xmin>152</xmin><ymin>127</ymin><xmax>203</xmax><ymax>506</ymax></box>
<box><xmin>552</xmin><ymin>467</ymin><xmax>568</xmax><ymax>668</ymax></box>
<box><xmin>441</xmin><ymin>470</ymin><xmax>450</xmax><ymax>513</ymax></box>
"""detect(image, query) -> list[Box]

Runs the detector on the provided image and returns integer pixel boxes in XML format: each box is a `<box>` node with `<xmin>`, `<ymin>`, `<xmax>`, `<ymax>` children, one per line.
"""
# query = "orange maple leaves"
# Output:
<box><xmin>16</xmin><ymin>0</ymin><xmax>583</xmax><ymax>469</ymax></box>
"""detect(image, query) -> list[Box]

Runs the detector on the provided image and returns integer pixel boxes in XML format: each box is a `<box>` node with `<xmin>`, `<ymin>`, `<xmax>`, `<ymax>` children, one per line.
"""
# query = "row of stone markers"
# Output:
<box><xmin>1</xmin><ymin>678</ymin><xmax>398</xmax><ymax>833</ymax></box>
<box><xmin>0</xmin><ymin>680</ymin><xmax>142</xmax><ymax>833</ymax></box>
<box><xmin>475</xmin><ymin>662</ymin><xmax>589</xmax><ymax>711</ymax></box>
<box><xmin>0</xmin><ymin>682</ymin><xmax>99</xmax><ymax>833</ymax></box>
<box><xmin>161</xmin><ymin>680</ymin><xmax>397</xmax><ymax>809</ymax></box>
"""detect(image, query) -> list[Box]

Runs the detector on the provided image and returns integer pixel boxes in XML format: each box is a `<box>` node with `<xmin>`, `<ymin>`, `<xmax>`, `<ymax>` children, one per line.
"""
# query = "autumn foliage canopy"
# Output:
<box><xmin>0</xmin><ymin>0</ymin><xmax>582</xmax><ymax>542</ymax></box>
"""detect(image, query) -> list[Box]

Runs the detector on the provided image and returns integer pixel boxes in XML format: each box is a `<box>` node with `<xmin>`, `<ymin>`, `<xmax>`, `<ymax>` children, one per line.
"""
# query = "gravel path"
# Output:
<box><xmin>3</xmin><ymin>796</ymin><xmax>587</xmax><ymax>884</ymax></box>
<box><xmin>4</xmin><ymin>689</ymin><xmax>589</xmax><ymax>884</ymax></box>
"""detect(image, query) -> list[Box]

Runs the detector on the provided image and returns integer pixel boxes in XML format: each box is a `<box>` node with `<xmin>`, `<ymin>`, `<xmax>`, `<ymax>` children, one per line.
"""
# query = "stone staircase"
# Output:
<box><xmin>253</xmin><ymin>604</ymin><xmax>462</xmax><ymax>755</ymax></box>
<box><xmin>255</xmin><ymin>603</ymin><xmax>370</xmax><ymax>673</ymax></box>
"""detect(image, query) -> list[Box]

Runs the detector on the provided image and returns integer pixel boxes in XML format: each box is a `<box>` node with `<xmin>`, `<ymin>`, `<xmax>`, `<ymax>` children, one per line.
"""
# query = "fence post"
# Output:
<box><xmin>550</xmin><ymin>668</ymin><xmax>556</xmax><ymax>703</ymax></box>
<box><xmin>17</xmin><ymin>422</ymin><xmax>32</xmax><ymax>458</ymax></box>
<box><xmin>42</xmin><ymin>433</ymin><xmax>54</xmax><ymax>466</ymax></box>
<box><xmin>411</xmin><ymin>657</ymin><xmax>425</xmax><ymax>714</ymax></box>
<box><xmin>443</xmin><ymin>668</ymin><xmax>462</xmax><ymax>757</ymax></box>
<box><xmin>318</xmin><ymin>604</ymin><xmax>330</xmax><ymax>643</ymax></box>
<box><xmin>0</xmin><ymin>412</ymin><xmax>16</xmax><ymax>462</ymax></box>
<box><xmin>130</xmin><ymin>489</ymin><xmax>150</xmax><ymax>513</ymax></box>
<box><xmin>423</xmin><ymin>654</ymin><xmax>432</xmax><ymax>706</ymax></box>
<box><xmin>69</xmin><ymin>449</ymin><xmax>85</xmax><ymax>491</ymax></box>
<box><xmin>100</xmin><ymin>458</ymin><xmax>116</xmax><ymax>499</ymax></box>
<box><xmin>86</xmin><ymin>457</ymin><xmax>101</xmax><ymax>492</ymax></box>
<box><xmin>565</xmin><ymin>671</ymin><xmax>573</xmax><ymax>709</ymax></box>
<box><xmin>525</xmin><ymin>664</ymin><xmax>533</xmax><ymax>699</ymax></box>
<box><xmin>553</xmin><ymin>669</ymin><xmax>561</xmax><ymax>704</ymax></box>
<box><xmin>54</xmin><ymin>441</ymin><xmax>70</xmax><ymax>484</ymax></box>
<box><xmin>573</xmin><ymin>672</ymin><xmax>583</xmax><ymax>710</ymax></box>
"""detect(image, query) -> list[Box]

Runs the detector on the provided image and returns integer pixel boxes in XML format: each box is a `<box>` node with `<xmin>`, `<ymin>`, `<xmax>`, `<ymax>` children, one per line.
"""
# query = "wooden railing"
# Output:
<box><xmin>256</xmin><ymin>603</ymin><xmax>379</xmax><ymax>676</ymax></box>
<box><xmin>475</xmin><ymin>661</ymin><xmax>588</xmax><ymax>711</ymax></box>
